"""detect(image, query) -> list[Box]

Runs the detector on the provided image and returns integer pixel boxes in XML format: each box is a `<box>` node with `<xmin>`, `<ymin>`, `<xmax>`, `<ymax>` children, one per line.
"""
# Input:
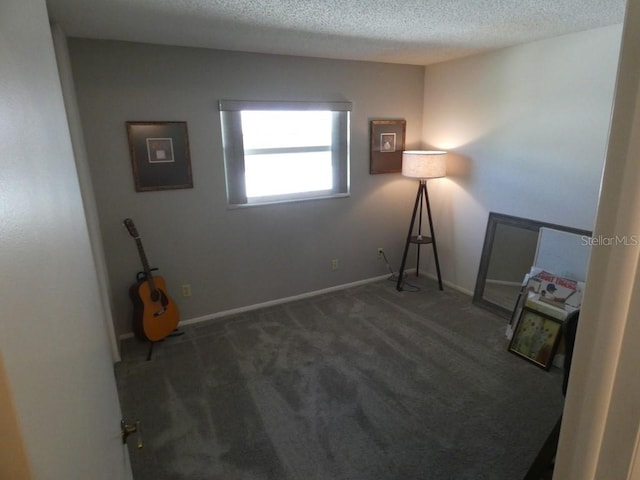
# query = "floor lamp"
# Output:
<box><xmin>396</xmin><ymin>150</ymin><xmax>446</xmax><ymax>291</ymax></box>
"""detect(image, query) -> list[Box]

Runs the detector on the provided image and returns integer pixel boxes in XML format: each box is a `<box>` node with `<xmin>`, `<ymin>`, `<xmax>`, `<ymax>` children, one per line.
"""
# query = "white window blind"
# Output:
<box><xmin>219</xmin><ymin>100</ymin><xmax>351</xmax><ymax>206</ymax></box>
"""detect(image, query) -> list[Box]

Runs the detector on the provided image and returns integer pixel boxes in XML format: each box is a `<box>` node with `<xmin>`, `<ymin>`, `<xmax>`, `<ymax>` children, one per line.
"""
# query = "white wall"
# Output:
<box><xmin>67</xmin><ymin>39</ymin><xmax>426</xmax><ymax>337</ymax></box>
<box><xmin>0</xmin><ymin>0</ymin><xmax>130</xmax><ymax>478</ymax></box>
<box><xmin>556</xmin><ymin>1</ymin><xmax>640</xmax><ymax>476</ymax></box>
<box><xmin>421</xmin><ymin>25</ymin><xmax>622</xmax><ymax>292</ymax></box>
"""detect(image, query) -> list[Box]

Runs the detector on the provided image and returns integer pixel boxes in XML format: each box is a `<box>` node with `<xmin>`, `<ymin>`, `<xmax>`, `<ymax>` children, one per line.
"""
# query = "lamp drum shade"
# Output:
<box><xmin>402</xmin><ymin>151</ymin><xmax>447</xmax><ymax>179</ymax></box>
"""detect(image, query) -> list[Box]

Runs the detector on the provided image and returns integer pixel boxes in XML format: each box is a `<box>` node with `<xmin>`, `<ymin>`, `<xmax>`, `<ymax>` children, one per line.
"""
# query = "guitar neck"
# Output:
<box><xmin>134</xmin><ymin>237</ymin><xmax>157</xmax><ymax>291</ymax></box>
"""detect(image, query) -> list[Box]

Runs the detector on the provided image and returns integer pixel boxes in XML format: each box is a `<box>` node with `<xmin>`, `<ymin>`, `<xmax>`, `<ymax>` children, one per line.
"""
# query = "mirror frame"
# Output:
<box><xmin>473</xmin><ymin>212</ymin><xmax>592</xmax><ymax>318</ymax></box>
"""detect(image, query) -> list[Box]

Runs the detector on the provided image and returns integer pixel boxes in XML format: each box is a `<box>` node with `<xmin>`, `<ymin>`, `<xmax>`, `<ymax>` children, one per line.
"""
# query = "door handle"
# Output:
<box><xmin>121</xmin><ymin>419</ymin><xmax>143</xmax><ymax>449</ymax></box>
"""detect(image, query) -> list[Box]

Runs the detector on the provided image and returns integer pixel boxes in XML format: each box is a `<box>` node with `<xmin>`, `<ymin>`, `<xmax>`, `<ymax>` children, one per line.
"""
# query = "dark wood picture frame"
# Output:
<box><xmin>126</xmin><ymin>121</ymin><xmax>193</xmax><ymax>192</ymax></box>
<box><xmin>370</xmin><ymin>119</ymin><xmax>406</xmax><ymax>174</ymax></box>
<box><xmin>509</xmin><ymin>307</ymin><xmax>563</xmax><ymax>370</ymax></box>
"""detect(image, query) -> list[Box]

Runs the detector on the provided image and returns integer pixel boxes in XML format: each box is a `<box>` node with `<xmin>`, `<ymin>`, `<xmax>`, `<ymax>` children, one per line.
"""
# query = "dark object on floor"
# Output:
<box><xmin>562</xmin><ymin>310</ymin><xmax>580</xmax><ymax>396</ymax></box>
<box><xmin>524</xmin><ymin>310</ymin><xmax>580</xmax><ymax>480</ymax></box>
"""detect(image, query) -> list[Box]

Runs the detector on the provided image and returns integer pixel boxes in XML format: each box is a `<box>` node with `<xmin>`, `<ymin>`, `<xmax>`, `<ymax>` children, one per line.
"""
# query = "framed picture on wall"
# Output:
<box><xmin>508</xmin><ymin>307</ymin><xmax>563</xmax><ymax>370</ymax></box>
<box><xmin>369</xmin><ymin>119</ymin><xmax>406</xmax><ymax>174</ymax></box>
<box><xmin>126</xmin><ymin>121</ymin><xmax>193</xmax><ymax>192</ymax></box>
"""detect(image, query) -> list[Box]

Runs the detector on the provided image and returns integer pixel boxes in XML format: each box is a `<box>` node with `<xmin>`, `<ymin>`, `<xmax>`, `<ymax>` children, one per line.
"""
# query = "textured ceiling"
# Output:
<box><xmin>46</xmin><ymin>0</ymin><xmax>626</xmax><ymax>65</ymax></box>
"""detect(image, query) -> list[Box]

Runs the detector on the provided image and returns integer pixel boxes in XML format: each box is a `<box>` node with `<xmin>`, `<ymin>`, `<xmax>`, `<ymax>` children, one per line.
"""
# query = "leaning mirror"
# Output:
<box><xmin>473</xmin><ymin>212</ymin><xmax>591</xmax><ymax>318</ymax></box>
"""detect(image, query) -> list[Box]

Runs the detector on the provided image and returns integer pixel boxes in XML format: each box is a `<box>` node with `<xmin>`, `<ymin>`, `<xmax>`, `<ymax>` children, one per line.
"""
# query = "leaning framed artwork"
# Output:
<box><xmin>508</xmin><ymin>307</ymin><xmax>563</xmax><ymax>370</ymax></box>
<box><xmin>126</xmin><ymin>121</ymin><xmax>193</xmax><ymax>192</ymax></box>
<box><xmin>369</xmin><ymin>119</ymin><xmax>406</xmax><ymax>174</ymax></box>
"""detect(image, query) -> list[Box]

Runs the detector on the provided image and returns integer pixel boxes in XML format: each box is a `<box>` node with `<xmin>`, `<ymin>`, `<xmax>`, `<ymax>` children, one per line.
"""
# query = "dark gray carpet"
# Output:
<box><xmin>115</xmin><ymin>276</ymin><xmax>565</xmax><ymax>480</ymax></box>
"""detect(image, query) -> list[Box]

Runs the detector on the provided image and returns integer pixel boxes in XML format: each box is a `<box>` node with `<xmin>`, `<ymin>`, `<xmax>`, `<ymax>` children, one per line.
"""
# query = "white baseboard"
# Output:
<box><xmin>421</xmin><ymin>272</ymin><xmax>474</xmax><ymax>297</ymax></box>
<box><xmin>119</xmin><ymin>271</ymin><xmax>475</xmax><ymax>343</ymax></box>
<box><xmin>179</xmin><ymin>273</ymin><xmax>394</xmax><ymax>328</ymax></box>
<box><xmin>485</xmin><ymin>278</ymin><xmax>523</xmax><ymax>287</ymax></box>
<box><xmin>119</xmin><ymin>273</ymin><xmax>397</xmax><ymax>342</ymax></box>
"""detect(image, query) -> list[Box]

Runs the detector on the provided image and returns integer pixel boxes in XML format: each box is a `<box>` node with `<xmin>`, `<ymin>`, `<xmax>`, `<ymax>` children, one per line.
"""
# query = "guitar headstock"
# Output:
<box><xmin>123</xmin><ymin>218</ymin><xmax>140</xmax><ymax>239</ymax></box>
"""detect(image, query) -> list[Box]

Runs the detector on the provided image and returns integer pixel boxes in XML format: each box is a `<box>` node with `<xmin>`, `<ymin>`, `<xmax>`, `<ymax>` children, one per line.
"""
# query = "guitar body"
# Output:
<box><xmin>129</xmin><ymin>275</ymin><xmax>180</xmax><ymax>342</ymax></box>
<box><xmin>124</xmin><ymin>218</ymin><xmax>180</xmax><ymax>343</ymax></box>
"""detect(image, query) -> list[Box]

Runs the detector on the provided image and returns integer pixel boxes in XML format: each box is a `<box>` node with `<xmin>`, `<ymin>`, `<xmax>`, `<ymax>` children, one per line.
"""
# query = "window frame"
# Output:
<box><xmin>219</xmin><ymin>100</ymin><xmax>351</xmax><ymax>207</ymax></box>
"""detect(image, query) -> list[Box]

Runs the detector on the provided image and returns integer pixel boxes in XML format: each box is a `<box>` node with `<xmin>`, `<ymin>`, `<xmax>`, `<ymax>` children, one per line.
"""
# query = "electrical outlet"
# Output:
<box><xmin>377</xmin><ymin>248</ymin><xmax>384</xmax><ymax>260</ymax></box>
<box><xmin>181</xmin><ymin>284</ymin><xmax>192</xmax><ymax>297</ymax></box>
<box><xmin>331</xmin><ymin>259</ymin><xmax>339</xmax><ymax>270</ymax></box>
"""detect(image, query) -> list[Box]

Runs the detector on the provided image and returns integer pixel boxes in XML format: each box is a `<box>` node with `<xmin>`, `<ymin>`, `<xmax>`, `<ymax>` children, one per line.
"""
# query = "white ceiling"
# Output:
<box><xmin>46</xmin><ymin>0</ymin><xmax>626</xmax><ymax>65</ymax></box>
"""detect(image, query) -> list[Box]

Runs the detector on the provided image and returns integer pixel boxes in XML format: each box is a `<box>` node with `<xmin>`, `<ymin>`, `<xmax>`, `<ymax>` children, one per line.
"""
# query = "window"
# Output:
<box><xmin>219</xmin><ymin>100</ymin><xmax>351</xmax><ymax>206</ymax></box>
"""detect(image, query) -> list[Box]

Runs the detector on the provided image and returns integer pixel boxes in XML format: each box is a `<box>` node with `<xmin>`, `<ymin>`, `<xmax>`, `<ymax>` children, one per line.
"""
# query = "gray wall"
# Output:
<box><xmin>68</xmin><ymin>39</ymin><xmax>426</xmax><ymax>337</ymax></box>
<box><xmin>421</xmin><ymin>25</ymin><xmax>622</xmax><ymax>293</ymax></box>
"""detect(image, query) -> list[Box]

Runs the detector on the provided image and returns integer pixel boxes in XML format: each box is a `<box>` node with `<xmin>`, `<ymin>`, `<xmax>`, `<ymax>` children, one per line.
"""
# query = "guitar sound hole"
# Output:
<box><xmin>150</xmin><ymin>290</ymin><xmax>161</xmax><ymax>303</ymax></box>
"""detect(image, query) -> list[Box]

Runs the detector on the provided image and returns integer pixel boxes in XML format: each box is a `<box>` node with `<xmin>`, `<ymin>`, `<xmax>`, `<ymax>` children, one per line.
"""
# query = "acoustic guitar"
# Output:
<box><xmin>124</xmin><ymin>218</ymin><xmax>179</xmax><ymax>342</ymax></box>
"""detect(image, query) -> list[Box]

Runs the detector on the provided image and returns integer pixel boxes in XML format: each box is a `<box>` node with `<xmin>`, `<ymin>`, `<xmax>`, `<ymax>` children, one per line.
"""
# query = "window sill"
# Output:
<box><xmin>227</xmin><ymin>192</ymin><xmax>350</xmax><ymax>209</ymax></box>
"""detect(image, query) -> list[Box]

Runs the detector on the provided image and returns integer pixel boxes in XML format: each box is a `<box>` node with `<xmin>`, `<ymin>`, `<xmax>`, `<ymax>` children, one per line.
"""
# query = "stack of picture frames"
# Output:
<box><xmin>126</xmin><ymin>121</ymin><xmax>193</xmax><ymax>192</ymax></box>
<box><xmin>369</xmin><ymin>119</ymin><xmax>406</xmax><ymax>174</ymax></box>
<box><xmin>508</xmin><ymin>269</ymin><xmax>584</xmax><ymax>370</ymax></box>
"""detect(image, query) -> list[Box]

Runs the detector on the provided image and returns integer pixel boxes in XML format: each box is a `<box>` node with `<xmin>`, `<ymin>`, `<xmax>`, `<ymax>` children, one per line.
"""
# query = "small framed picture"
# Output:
<box><xmin>380</xmin><ymin>133</ymin><xmax>396</xmax><ymax>152</ymax></box>
<box><xmin>126</xmin><ymin>121</ymin><xmax>193</xmax><ymax>192</ymax></box>
<box><xmin>370</xmin><ymin>119</ymin><xmax>406</xmax><ymax>174</ymax></box>
<box><xmin>508</xmin><ymin>307</ymin><xmax>563</xmax><ymax>370</ymax></box>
